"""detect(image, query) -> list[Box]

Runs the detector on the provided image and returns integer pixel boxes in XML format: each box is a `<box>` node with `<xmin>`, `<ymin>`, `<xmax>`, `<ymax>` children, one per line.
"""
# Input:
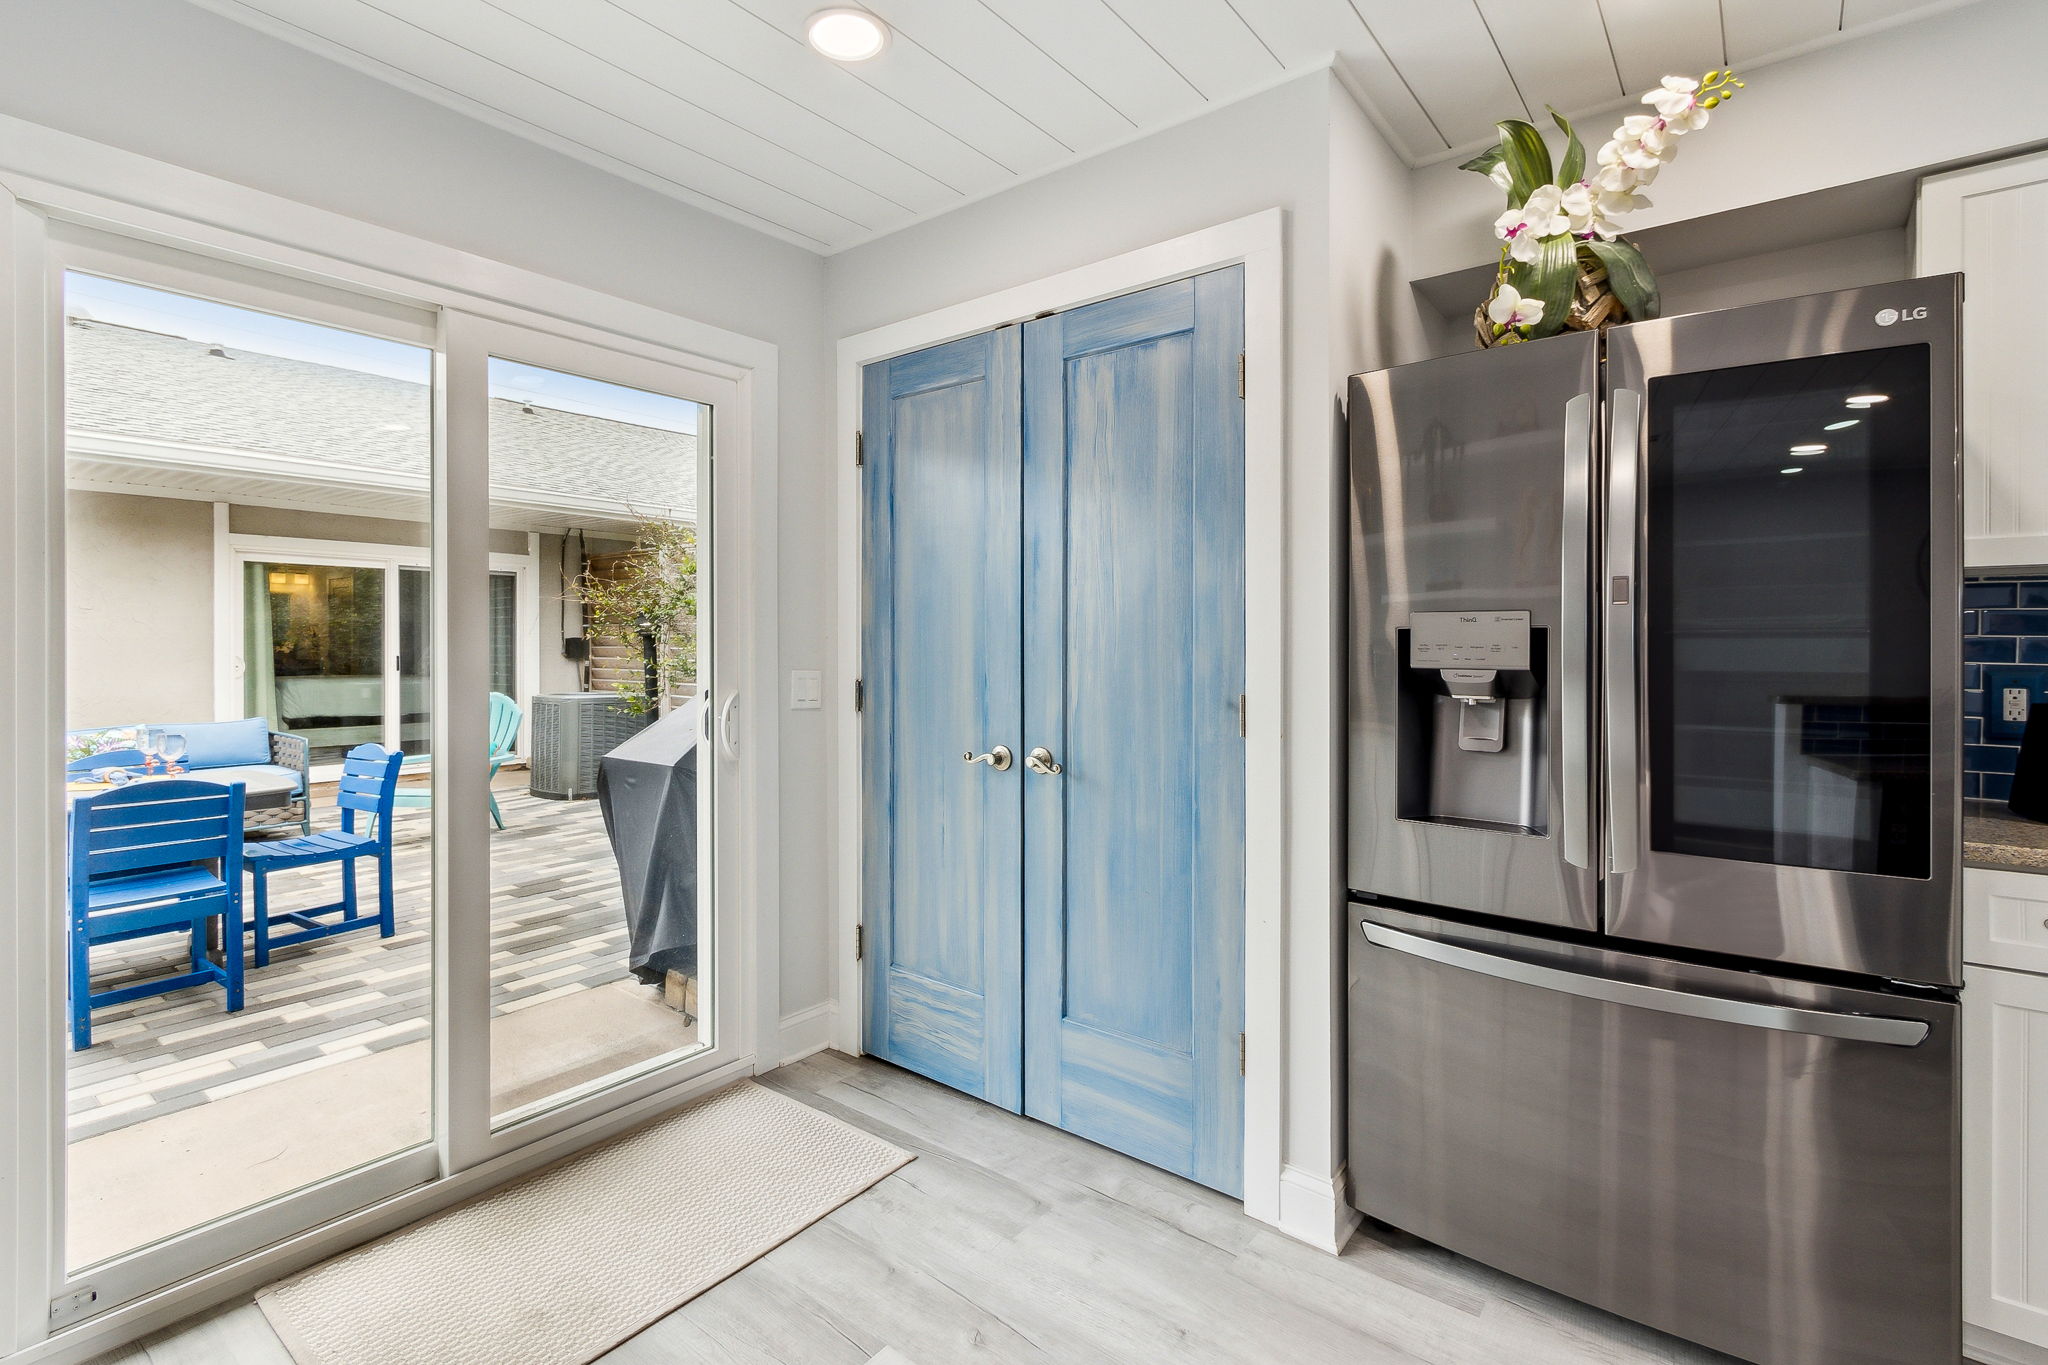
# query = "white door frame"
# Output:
<box><xmin>0</xmin><ymin>115</ymin><xmax>782</xmax><ymax>1365</ymax></box>
<box><xmin>832</xmin><ymin>209</ymin><xmax>1286</xmax><ymax>1227</ymax></box>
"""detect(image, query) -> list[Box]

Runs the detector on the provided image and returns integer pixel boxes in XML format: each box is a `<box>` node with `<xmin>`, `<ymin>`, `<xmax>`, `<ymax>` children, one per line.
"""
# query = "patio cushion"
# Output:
<box><xmin>168</xmin><ymin>718</ymin><xmax>273</xmax><ymax>769</ymax></box>
<box><xmin>194</xmin><ymin>763</ymin><xmax>303</xmax><ymax>801</ymax></box>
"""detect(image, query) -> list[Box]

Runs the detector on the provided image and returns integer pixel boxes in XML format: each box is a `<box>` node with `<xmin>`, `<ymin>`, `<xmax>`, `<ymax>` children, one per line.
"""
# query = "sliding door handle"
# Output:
<box><xmin>1361</xmin><ymin>922</ymin><xmax>1931</xmax><ymax>1047</ymax></box>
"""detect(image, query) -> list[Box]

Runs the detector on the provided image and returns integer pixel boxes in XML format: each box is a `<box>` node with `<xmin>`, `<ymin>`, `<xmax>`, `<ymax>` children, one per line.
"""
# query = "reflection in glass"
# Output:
<box><xmin>1646</xmin><ymin>344</ymin><xmax>1932</xmax><ymax>878</ymax></box>
<box><xmin>484</xmin><ymin>356</ymin><xmax>709</xmax><ymax>1125</ymax></box>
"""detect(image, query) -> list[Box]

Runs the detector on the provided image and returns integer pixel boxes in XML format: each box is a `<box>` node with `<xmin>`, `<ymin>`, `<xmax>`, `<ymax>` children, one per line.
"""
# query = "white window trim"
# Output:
<box><xmin>0</xmin><ymin>113</ymin><xmax>782</xmax><ymax>1365</ymax></box>
<box><xmin>218</xmin><ymin>529</ymin><xmax>540</xmax><ymax>776</ymax></box>
<box><xmin>833</xmin><ymin>209</ymin><xmax>1287</xmax><ymax>1232</ymax></box>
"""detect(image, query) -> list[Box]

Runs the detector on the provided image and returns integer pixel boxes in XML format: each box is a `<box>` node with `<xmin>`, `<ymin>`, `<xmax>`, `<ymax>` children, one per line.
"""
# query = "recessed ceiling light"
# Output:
<box><xmin>1845</xmin><ymin>393</ymin><xmax>1890</xmax><ymax>408</ymax></box>
<box><xmin>1824</xmin><ymin>419</ymin><xmax>1860</xmax><ymax>431</ymax></box>
<box><xmin>806</xmin><ymin>8</ymin><xmax>888</xmax><ymax>61</ymax></box>
<box><xmin>1790</xmin><ymin>443</ymin><xmax>1827</xmax><ymax>454</ymax></box>
<box><xmin>1780</xmin><ymin>467</ymin><xmax>1804</xmax><ymax>475</ymax></box>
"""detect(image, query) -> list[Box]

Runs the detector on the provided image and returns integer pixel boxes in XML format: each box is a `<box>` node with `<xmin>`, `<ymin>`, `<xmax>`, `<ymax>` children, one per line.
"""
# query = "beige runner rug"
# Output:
<box><xmin>257</xmin><ymin>1081</ymin><xmax>911</xmax><ymax>1365</ymax></box>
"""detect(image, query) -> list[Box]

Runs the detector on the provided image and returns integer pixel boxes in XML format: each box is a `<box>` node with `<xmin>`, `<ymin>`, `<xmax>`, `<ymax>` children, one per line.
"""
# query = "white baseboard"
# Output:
<box><xmin>1271</xmin><ymin>1162</ymin><xmax>1360</xmax><ymax>1254</ymax></box>
<box><xmin>774</xmin><ymin>1002</ymin><xmax>838</xmax><ymax>1066</ymax></box>
<box><xmin>1969</xmin><ymin>1323</ymin><xmax>2048</xmax><ymax>1365</ymax></box>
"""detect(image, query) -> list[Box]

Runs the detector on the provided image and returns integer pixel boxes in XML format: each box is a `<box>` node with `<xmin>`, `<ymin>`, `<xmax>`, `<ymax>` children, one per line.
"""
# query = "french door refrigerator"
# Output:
<box><xmin>1344</xmin><ymin>277</ymin><xmax>1962</xmax><ymax>1365</ymax></box>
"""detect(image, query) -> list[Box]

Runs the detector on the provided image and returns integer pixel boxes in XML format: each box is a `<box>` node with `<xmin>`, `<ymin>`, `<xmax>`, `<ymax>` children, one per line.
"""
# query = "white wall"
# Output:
<box><xmin>0</xmin><ymin>0</ymin><xmax>838</xmax><ymax>1030</ymax></box>
<box><xmin>65</xmin><ymin>491</ymin><xmax>212</xmax><ymax>729</ymax></box>
<box><xmin>1405</xmin><ymin>0</ymin><xmax>2048</xmax><ymax>284</ymax></box>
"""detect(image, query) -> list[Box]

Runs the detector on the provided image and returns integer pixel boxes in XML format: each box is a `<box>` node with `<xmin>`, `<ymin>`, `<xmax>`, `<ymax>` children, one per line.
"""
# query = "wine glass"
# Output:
<box><xmin>139</xmin><ymin>727</ymin><xmax>164</xmax><ymax>774</ymax></box>
<box><xmin>160</xmin><ymin>732</ymin><xmax>187</xmax><ymax>775</ymax></box>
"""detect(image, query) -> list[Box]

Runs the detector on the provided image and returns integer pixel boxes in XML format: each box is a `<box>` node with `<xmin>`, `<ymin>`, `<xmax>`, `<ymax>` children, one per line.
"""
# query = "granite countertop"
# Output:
<box><xmin>1965</xmin><ymin>799</ymin><xmax>2048</xmax><ymax>873</ymax></box>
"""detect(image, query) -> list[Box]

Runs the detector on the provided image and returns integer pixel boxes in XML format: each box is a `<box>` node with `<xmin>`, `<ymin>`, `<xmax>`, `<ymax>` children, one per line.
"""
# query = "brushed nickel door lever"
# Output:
<box><xmin>962</xmin><ymin>745</ymin><xmax>1013</xmax><ymax>771</ymax></box>
<box><xmin>1025</xmin><ymin>747</ymin><xmax>1063</xmax><ymax>775</ymax></box>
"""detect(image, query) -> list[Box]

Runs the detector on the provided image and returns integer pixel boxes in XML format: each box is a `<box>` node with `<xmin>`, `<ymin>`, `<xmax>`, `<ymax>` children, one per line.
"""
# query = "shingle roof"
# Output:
<box><xmin>63</xmin><ymin>320</ymin><xmax>697</xmax><ymax>522</ymax></box>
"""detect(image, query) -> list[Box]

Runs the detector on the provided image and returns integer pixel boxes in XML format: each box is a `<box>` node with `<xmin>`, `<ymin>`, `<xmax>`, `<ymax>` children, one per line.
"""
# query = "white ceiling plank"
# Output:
<box><xmin>1102</xmin><ymin>0</ymin><xmax>1287</xmax><ymax>103</ymax></box>
<box><xmin>1843</xmin><ymin>0</ymin><xmax>1965</xmax><ymax>23</ymax></box>
<box><xmin>607</xmin><ymin>0</ymin><xmax>1012</xmax><ymax>200</ymax></box>
<box><xmin>1719</xmin><ymin>0</ymin><xmax>1843</xmax><ymax>64</ymax></box>
<box><xmin>730</xmin><ymin>0</ymin><xmax>1071</xmax><ymax>176</ymax></box>
<box><xmin>226</xmin><ymin>0</ymin><xmax>863</xmax><ymax>247</ymax></box>
<box><xmin>1347</xmin><ymin>4</ymin><xmax>1530</xmax><ymax>149</ymax></box>
<box><xmin>1331</xmin><ymin>49</ymin><xmax>1450</xmax><ymax>161</ymax></box>
<box><xmin>1475</xmin><ymin>0</ymin><xmax>1624</xmax><ymax>126</ymax></box>
<box><xmin>488</xmin><ymin>0</ymin><xmax>961</xmax><ymax>216</ymax></box>
<box><xmin>981</xmin><ymin>0</ymin><xmax>1206</xmax><ymax>128</ymax></box>
<box><xmin>861</xmin><ymin>0</ymin><xmax>1135</xmax><ymax>150</ymax></box>
<box><xmin>1598</xmin><ymin>0</ymin><xmax>1727</xmax><ymax>95</ymax></box>
<box><xmin>415</xmin><ymin>0</ymin><xmax>917</xmax><ymax>231</ymax></box>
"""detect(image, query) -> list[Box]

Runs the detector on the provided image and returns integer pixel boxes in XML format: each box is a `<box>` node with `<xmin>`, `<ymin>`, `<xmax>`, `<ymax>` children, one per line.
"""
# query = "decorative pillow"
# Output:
<box><xmin>167</xmin><ymin>717</ymin><xmax>273</xmax><ymax>769</ymax></box>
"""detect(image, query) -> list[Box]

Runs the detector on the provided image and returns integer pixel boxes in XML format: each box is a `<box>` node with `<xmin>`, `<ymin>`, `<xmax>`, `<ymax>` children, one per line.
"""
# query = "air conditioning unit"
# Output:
<box><xmin>530</xmin><ymin>692</ymin><xmax>651</xmax><ymax>800</ymax></box>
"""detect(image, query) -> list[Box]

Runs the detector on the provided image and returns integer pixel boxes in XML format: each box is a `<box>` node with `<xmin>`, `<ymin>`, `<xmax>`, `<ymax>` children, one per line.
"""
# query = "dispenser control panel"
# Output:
<box><xmin>1409</xmin><ymin>610</ymin><xmax>1532</xmax><ymax>669</ymax></box>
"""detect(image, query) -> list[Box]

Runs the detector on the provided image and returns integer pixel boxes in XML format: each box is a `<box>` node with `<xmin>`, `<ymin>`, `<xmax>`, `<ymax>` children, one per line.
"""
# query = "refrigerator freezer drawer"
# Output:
<box><xmin>1348</xmin><ymin>906</ymin><xmax>1959</xmax><ymax>1365</ymax></box>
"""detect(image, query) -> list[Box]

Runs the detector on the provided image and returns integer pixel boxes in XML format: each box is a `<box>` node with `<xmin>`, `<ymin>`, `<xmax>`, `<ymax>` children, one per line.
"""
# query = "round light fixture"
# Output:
<box><xmin>1824</xmin><ymin>419</ymin><xmax>1860</xmax><ymax>431</ymax></box>
<box><xmin>806</xmin><ymin>8</ymin><xmax>889</xmax><ymax>61</ymax></box>
<box><xmin>1845</xmin><ymin>393</ymin><xmax>1890</xmax><ymax>408</ymax></box>
<box><xmin>1790</xmin><ymin>443</ymin><xmax>1828</xmax><ymax>455</ymax></box>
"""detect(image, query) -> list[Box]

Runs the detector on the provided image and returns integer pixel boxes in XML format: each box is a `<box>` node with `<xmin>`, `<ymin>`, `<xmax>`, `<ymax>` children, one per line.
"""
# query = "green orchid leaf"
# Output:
<box><xmin>1495</xmin><ymin>119</ymin><xmax>1553</xmax><ymax>203</ymax></box>
<box><xmin>1457</xmin><ymin>143</ymin><xmax>1505</xmax><ymax>176</ymax></box>
<box><xmin>1508</xmin><ymin>234</ymin><xmax>1578</xmax><ymax>339</ymax></box>
<box><xmin>1583</xmin><ymin>237</ymin><xmax>1661</xmax><ymax>321</ymax></box>
<box><xmin>1549</xmin><ymin>106</ymin><xmax>1585</xmax><ymax>187</ymax></box>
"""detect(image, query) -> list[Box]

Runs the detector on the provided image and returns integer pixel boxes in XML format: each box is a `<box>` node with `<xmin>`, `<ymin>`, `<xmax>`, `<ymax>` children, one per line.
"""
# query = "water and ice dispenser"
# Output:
<box><xmin>1396</xmin><ymin>610</ymin><xmax>1547</xmax><ymax>835</ymax></box>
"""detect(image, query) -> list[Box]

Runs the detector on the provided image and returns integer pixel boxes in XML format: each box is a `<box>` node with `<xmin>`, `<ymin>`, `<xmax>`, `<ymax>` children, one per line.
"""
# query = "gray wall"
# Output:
<box><xmin>65</xmin><ymin>491</ymin><xmax>213</xmax><ymax>729</ymax></box>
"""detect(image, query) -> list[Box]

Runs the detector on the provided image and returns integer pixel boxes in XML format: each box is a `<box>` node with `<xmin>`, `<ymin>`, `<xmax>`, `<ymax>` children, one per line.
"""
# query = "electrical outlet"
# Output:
<box><xmin>2005</xmin><ymin>687</ymin><xmax>2031</xmax><ymax>724</ymax></box>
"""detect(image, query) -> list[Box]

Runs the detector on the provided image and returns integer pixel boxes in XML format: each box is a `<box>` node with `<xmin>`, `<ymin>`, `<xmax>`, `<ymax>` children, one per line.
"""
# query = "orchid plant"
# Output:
<box><xmin>1464</xmin><ymin>69</ymin><xmax>1743</xmax><ymax>343</ymax></box>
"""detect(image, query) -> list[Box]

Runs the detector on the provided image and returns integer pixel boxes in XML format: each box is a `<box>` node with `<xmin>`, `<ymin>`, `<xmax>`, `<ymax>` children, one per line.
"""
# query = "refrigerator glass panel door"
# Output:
<box><xmin>1603</xmin><ymin>278</ymin><xmax>1961</xmax><ymax>986</ymax></box>
<box><xmin>1646</xmin><ymin>345</ymin><xmax>1933</xmax><ymax>879</ymax></box>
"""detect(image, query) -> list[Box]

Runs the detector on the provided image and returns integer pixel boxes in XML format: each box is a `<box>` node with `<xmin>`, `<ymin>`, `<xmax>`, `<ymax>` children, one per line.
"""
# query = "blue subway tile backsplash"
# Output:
<box><xmin>1965</xmin><ymin>576</ymin><xmax>2048</xmax><ymax>803</ymax></box>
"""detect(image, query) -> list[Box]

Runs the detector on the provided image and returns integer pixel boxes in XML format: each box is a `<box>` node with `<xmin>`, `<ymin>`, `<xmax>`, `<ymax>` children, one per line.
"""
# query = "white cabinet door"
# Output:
<box><xmin>1918</xmin><ymin>151</ymin><xmax>2048</xmax><ymax>569</ymax></box>
<box><xmin>1966</xmin><ymin>965</ymin><xmax>2048</xmax><ymax>1347</ymax></box>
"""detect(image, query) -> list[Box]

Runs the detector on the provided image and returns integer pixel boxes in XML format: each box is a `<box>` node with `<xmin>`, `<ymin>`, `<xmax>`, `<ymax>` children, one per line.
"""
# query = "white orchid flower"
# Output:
<box><xmin>1558</xmin><ymin>181</ymin><xmax>1633</xmax><ymax>240</ymax></box>
<box><xmin>1487</xmin><ymin>284</ymin><xmax>1545</xmax><ymax>331</ymax></box>
<box><xmin>1493</xmin><ymin>184</ymin><xmax>1570</xmax><ymax>262</ymax></box>
<box><xmin>1645</xmin><ymin>76</ymin><xmax>1698</xmax><ymax>115</ymax></box>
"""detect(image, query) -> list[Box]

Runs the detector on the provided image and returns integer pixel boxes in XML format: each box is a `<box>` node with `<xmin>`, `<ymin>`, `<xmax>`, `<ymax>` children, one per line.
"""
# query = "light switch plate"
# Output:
<box><xmin>789</xmin><ymin>669</ymin><xmax>822</xmax><ymax>710</ymax></box>
<box><xmin>2006</xmin><ymin>687</ymin><xmax>2031</xmax><ymax>724</ymax></box>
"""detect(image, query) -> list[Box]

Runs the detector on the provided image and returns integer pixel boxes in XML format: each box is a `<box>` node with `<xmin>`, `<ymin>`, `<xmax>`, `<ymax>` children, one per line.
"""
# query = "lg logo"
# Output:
<box><xmin>1875</xmin><ymin>305</ymin><xmax>1929</xmax><ymax>326</ymax></box>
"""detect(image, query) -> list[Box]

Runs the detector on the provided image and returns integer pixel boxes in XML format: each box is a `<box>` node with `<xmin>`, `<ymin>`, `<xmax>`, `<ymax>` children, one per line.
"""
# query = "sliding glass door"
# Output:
<box><xmin>29</xmin><ymin>222</ymin><xmax>748</xmax><ymax>1333</ymax></box>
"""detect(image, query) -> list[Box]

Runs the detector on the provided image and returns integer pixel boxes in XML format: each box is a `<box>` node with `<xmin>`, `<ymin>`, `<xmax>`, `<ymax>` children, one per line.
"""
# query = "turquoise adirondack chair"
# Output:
<box><xmin>391</xmin><ymin>692</ymin><xmax>523</xmax><ymax>829</ymax></box>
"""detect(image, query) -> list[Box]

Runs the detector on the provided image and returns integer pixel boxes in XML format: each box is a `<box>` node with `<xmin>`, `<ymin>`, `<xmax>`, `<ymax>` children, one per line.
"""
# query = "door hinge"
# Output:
<box><xmin>855</xmin><ymin>924</ymin><xmax>865</xmax><ymax>961</ymax></box>
<box><xmin>1238</xmin><ymin>1032</ymin><xmax>1247</xmax><ymax>1076</ymax></box>
<box><xmin>1237</xmin><ymin>693</ymin><xmax>1247</xmax><ymax>738</ymax></box>
<box><xmin>1236</xmin><ymin>352</ymin><xmax>1245</xmax><ymax>399</ymax></box>
<box><xmin>854</xmin><ymin>678</ymin><xmax>865</xmax><ymax>712</ymax></box>
<box><xmin>854</xmin><ymin>430</ymin><xmax>864</xmax><ymax>467</ymax></box>
<box><xmin>49</xmin><ymin>1287</ymin><xmax>97</xmax><ymax>1328</ymax></box>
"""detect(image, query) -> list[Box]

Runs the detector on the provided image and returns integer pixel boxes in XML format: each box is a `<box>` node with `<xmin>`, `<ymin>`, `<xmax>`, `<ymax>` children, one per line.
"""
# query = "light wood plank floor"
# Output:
<box><xmin>93</xmin><ymin>1051</ymin><xmax>1737</xmax><ymax>1365</ymax></box>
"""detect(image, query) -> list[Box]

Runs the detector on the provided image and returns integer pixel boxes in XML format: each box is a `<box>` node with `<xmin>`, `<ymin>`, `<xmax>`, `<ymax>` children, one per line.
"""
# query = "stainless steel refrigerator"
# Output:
<box><xmin>1344</xmin><ymin>277</ymin><xmax>1962</xmax><ymax>1365</ymax></box>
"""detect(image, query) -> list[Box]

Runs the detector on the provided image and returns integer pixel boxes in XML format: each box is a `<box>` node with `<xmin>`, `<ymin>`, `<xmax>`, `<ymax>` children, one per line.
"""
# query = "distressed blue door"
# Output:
<box><xmin>1021</xmin><ymin>268</ymin><xmax>1246</xmax><ymax>1194</ymax></box>
<box><xmin>861</xmin><ymin>328</ymin><xmax>1024</xmax><ymax>1110</ymax></box>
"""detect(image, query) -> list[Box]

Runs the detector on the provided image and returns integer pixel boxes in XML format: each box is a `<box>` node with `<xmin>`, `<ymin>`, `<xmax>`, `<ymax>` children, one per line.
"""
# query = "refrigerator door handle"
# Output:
<box><xmin>1559</xmin><ymin>393</ymin><xmax>1594</xmax><ymax>870</ymax></box>
<box><xmin>1603</xmin><ymin>388</ymin><xmax>1643</xmax><ymax>876</ymax></box>
<box><xmin>1360</xmin><ymin>922</ymin><xmax>1932</xmax><ymax>1047</ymax></box>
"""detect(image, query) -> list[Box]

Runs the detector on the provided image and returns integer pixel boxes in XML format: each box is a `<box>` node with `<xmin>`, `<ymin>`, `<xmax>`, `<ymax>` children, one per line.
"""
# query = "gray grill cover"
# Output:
<box><xmin>596</xmin><ymin>704</ymin><xmax>698</xmax><ymax>982</ymax></box>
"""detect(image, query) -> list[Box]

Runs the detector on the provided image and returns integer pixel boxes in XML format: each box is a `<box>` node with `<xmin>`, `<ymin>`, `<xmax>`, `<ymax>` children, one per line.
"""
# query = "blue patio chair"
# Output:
<box><xmin>66</xmin><ymin>749</ymin><xmax>146</xmax><ymax>775</ymax></box>
<box><xmin>243</xmin><ymin>744</ymin><xmax>404</xmax><ymax>968</ymax></box>
<box><xmin>391</xmin><ymin>692</ymin><xmax>523</xmax><ymax>830</ymax></box>
<box><xmin>68</xmin><ymin>779</ymin><xmax>246</xmax><ymax>1051</ymax></box>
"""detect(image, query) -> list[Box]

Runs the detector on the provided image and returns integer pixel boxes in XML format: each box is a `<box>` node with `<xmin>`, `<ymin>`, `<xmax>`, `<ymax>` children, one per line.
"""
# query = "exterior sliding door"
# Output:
<box><xmin>50</xmin><ymin>230</ymin><xmax>443</xmax><ymax>1313</ymax></box>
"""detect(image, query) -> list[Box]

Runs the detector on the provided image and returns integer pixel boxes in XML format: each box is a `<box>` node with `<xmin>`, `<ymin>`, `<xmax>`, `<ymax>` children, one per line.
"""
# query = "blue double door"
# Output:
<box><xmin>861</xmin><ymin>268</ymin><xmax>1246</xmax><ymax>1195</ymax></box>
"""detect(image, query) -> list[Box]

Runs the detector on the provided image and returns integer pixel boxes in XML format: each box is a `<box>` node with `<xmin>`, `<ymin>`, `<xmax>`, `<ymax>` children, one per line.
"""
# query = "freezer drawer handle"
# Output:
<box><xmin>1360</xmin><ymin>922</ymin><xmax>1931</xmax><ymax>1047</ymax></box>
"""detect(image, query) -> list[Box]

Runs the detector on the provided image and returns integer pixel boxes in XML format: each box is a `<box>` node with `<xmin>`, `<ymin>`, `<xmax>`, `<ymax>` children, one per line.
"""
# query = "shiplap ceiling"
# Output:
<box><xmin>184</xmin><ymin>0</ymin><xmax>1982</xmax><ymax>253</ymax></box>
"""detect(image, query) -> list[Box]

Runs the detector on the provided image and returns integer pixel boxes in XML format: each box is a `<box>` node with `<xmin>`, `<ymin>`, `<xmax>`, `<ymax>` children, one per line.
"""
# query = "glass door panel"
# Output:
<box><xmin>61</xmin><ymin>270</ymin><xmax>435</xmax><ymax>1271</ymax></box>
<box><xmin>1645</xmin><ymin>344</ymin><xmax>1934</xmax><ymax>878</ymax></box>
<box><xmin>399</xmin><ymin>566</ymin><xmax>432</xmax><ymax>751</ymax></box>
<box><xmin>482</xmin><ymin>355</ymin><xmax>709</xmax><ymax>1126</ymax></box>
